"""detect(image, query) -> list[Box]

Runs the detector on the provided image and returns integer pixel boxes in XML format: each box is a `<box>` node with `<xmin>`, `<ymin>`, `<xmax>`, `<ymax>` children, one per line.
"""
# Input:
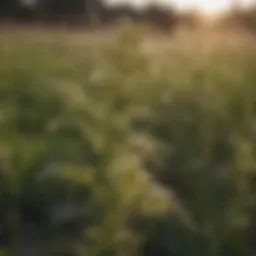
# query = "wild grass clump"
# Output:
<box><xmin>0</xmin><ymin>25</ymin><xmax>256</xmax><ymax>256</ymax></box>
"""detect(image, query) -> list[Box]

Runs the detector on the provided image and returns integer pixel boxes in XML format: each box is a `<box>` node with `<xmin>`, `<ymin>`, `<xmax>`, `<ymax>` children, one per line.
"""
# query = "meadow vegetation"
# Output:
<box><xmin>0</xmin><ymin>23</ymin><xmax>256</xmax><ymax>256</ymax></box>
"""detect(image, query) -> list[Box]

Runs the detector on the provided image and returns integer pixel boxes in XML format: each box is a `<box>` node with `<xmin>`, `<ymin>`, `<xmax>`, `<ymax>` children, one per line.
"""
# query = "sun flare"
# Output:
<box><xmin>106</xmin><ymin>0</ymin><xmax>254</xmax><ymax>14</ymax></box>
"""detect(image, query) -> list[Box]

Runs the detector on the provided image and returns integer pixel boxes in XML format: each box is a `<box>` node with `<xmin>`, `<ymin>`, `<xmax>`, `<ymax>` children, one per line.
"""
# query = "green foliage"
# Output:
<box><xmin>0</xmin><ymin>26</ymin><xmax>256</xmax><ymax>256</ymax></box>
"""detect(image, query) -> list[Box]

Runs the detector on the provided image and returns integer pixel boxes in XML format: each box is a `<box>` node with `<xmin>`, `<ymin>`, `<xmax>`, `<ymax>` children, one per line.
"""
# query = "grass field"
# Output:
<box><xmin>0</xmin><ymin>25</ymin><xmax>256</xmax><ymax>255</ymax></box>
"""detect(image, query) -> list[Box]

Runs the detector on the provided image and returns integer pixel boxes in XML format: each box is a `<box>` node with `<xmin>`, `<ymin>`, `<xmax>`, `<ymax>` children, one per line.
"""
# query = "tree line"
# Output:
<box><xmin>0</xmin><ymin>0</ymin><xmax>180</xmax><ymax>32</ymax></box>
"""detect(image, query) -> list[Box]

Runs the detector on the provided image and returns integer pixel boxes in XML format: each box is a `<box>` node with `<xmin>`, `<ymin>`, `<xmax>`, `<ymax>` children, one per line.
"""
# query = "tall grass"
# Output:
<box><xmin>0</xmin><ymin>25</ymin><xmax>256</xmax><ymax>256</ymax></box>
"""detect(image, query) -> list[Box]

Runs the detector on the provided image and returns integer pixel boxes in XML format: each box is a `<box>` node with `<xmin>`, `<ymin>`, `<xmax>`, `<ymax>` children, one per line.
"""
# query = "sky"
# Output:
<box><xmin>106</xmin><ymin>0</ymin><xmax>255</xmax><ymax>13</ymax></box>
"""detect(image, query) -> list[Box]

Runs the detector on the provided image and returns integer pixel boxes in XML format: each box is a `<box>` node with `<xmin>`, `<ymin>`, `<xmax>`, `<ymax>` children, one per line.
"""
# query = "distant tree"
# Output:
<box><xmin>0</xmin><ymin>0</ymin><xmax>19</xmax><ymax>17</ymax></box>
<box><xmin>142</xmin><ymin>4</ymin><xmax>178</xmax><ymax>33</ymax></box>
<box><xmin>38</xmin><ymin>0</ymin><xmax>86</xmax><ymax>22</ymax></box>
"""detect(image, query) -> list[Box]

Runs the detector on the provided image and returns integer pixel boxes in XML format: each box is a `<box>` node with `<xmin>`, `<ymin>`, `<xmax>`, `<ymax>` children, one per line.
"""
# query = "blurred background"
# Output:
<box><xmin>0</xmin><ymin>0</ymin><xmax>256</xmax><ymax>255</ymax></box>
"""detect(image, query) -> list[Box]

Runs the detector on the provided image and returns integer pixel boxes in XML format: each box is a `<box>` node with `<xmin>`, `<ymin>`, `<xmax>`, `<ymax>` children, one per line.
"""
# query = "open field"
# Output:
<box><xmin>0</xmin><ymin>25</ymin><xmax>256</xmax><ymax>256</ymax></box>
<box><xmin>0</xmin><ymin>24</ymin><xmax>255</xmax><ymax>62</ymax></box>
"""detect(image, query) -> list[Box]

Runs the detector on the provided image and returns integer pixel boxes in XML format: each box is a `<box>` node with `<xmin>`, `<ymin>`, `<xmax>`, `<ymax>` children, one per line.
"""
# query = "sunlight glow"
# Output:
<box><xmin>106</xmin><ymin>0</ymin><xmax>255</xmax><ymax>13</ymax></box>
